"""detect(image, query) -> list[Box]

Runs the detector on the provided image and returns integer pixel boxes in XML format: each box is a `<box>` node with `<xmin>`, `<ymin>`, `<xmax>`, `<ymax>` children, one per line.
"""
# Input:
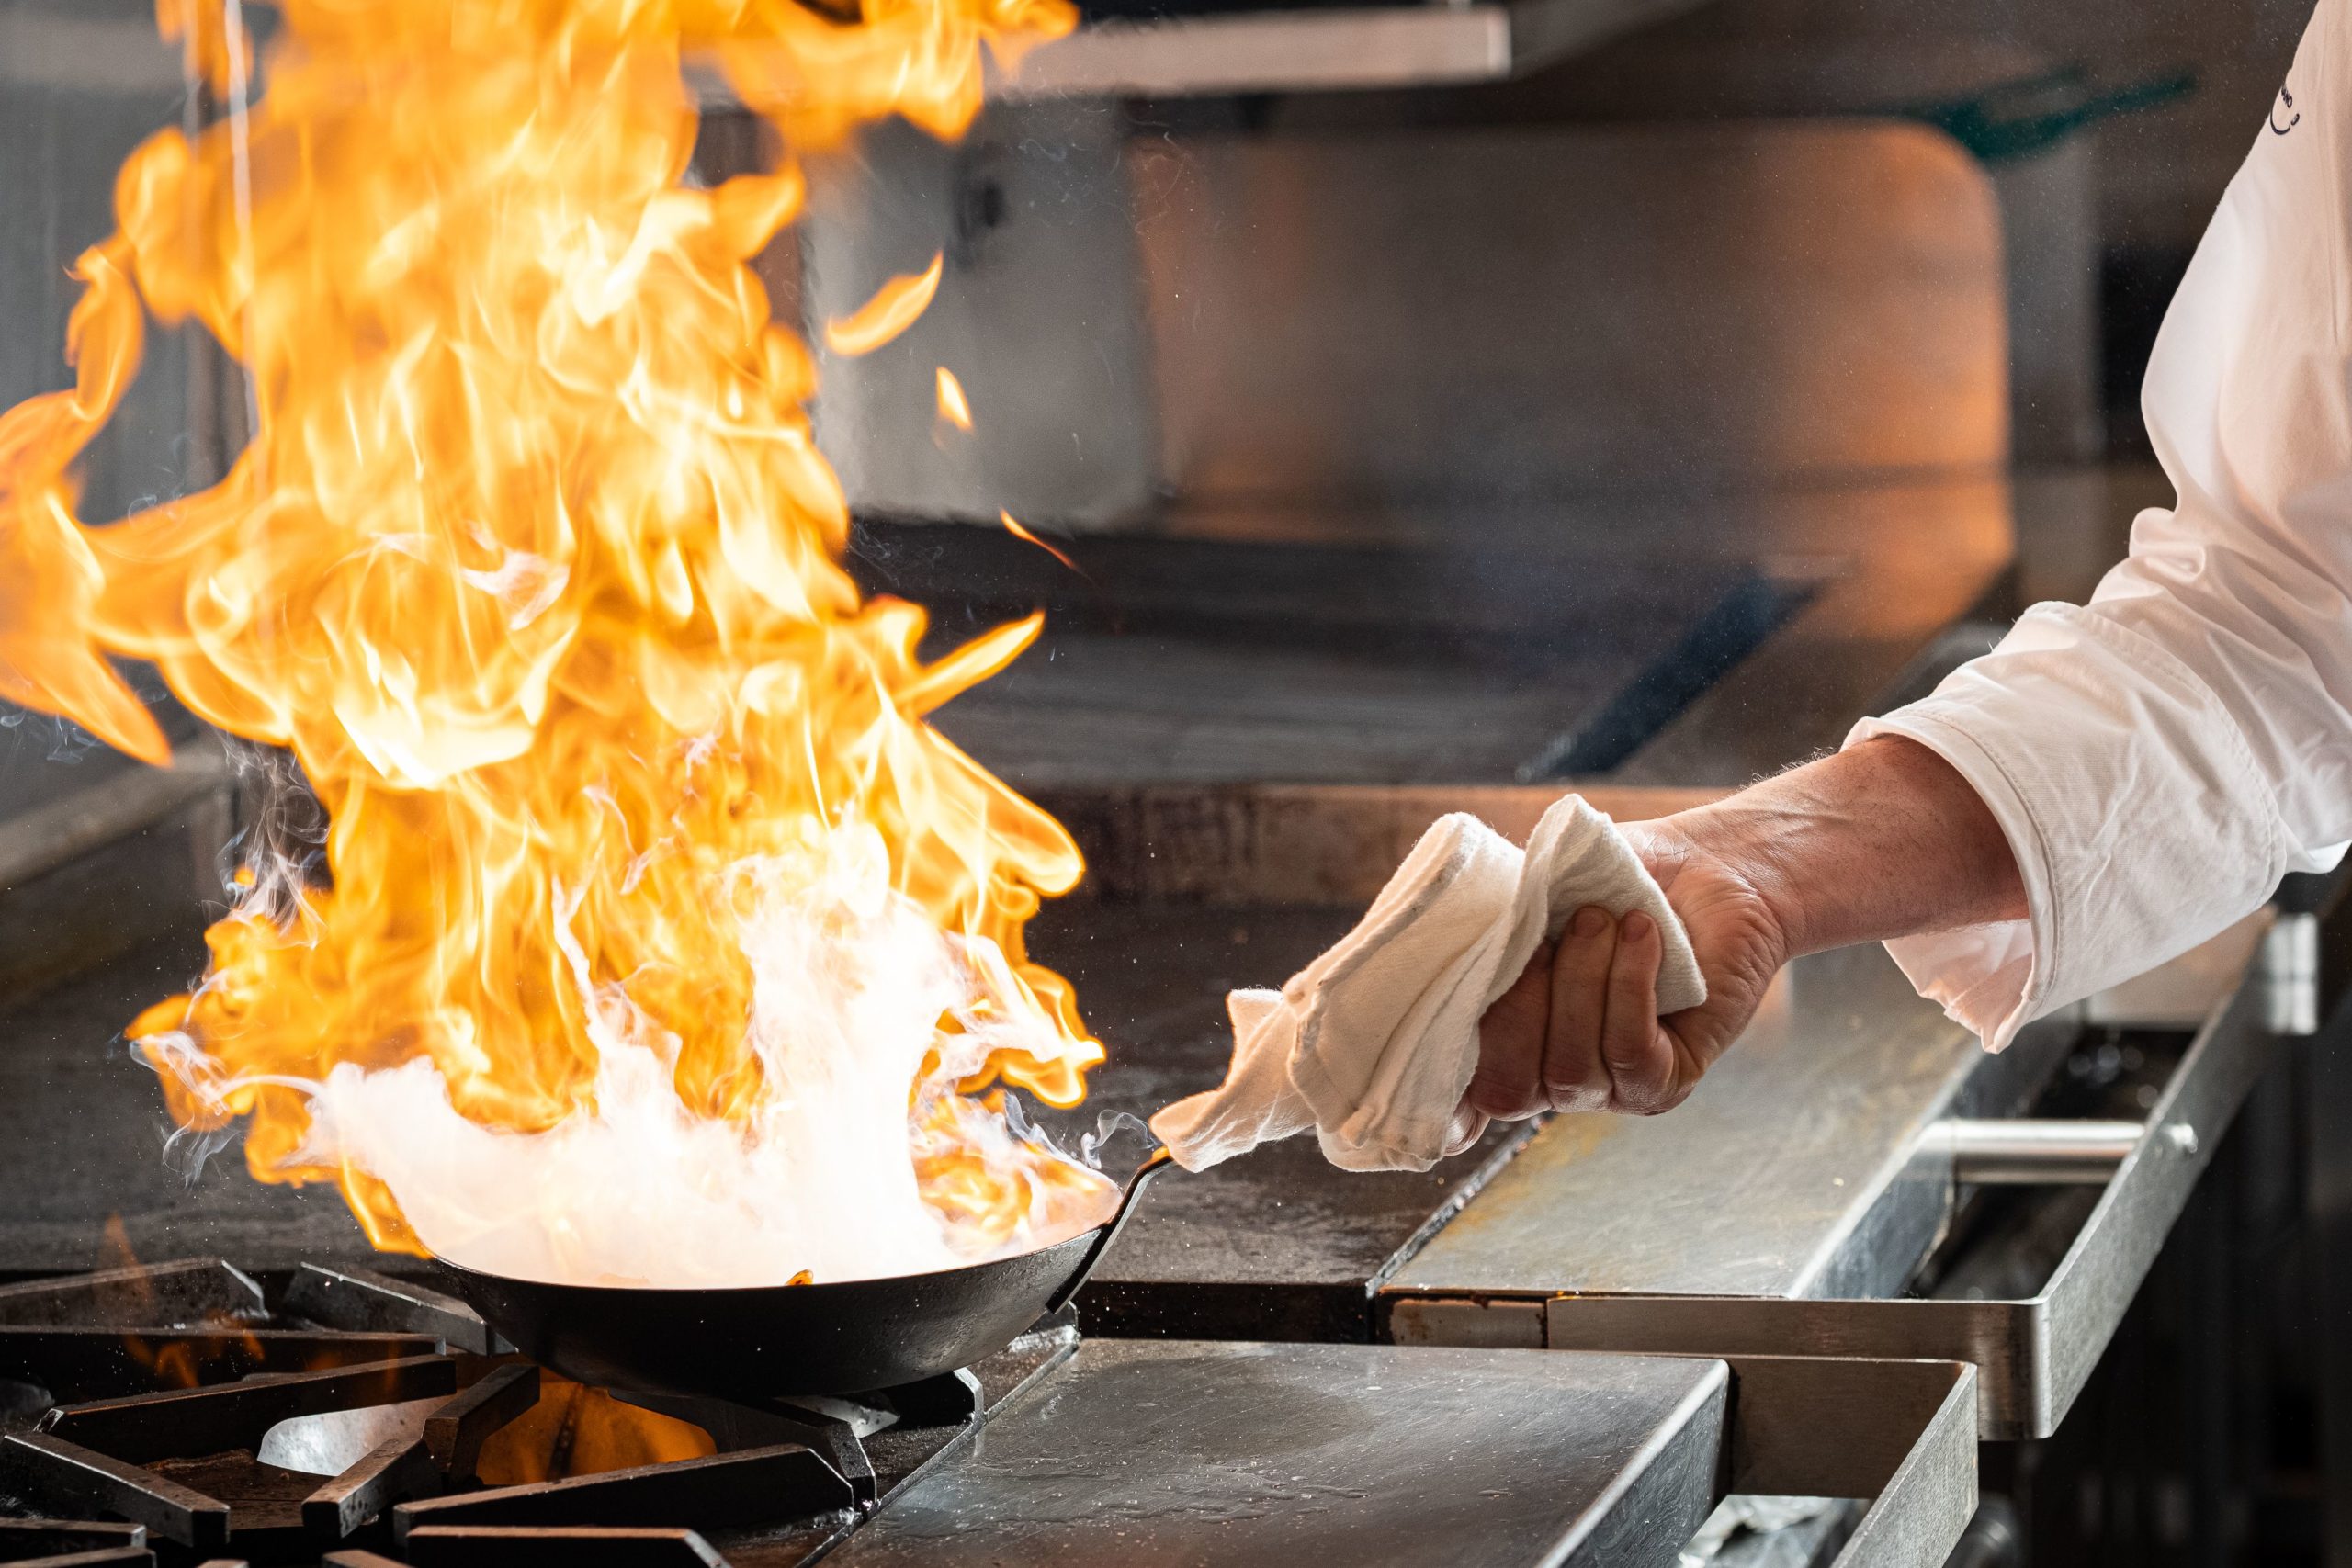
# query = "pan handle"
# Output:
<box><xmin>1045</xmin><ymin>1145</ymin><xmax>1175</xmax><ymax>1314</ymax></box>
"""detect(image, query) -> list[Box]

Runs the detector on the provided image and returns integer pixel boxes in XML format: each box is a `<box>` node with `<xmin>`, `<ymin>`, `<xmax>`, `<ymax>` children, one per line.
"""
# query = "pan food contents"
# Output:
<box><xmin>0</xmin><ymin>0</ymin><xmax>1117</xmax><ymax>1287</ymax></box>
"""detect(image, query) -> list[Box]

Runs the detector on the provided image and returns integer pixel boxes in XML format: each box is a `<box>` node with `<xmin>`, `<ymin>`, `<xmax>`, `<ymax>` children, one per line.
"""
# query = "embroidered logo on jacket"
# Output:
<box><xmin>2273</xmin><ymin>81</ymin><xmax>2301</xmax><ymax>134</ymax></box>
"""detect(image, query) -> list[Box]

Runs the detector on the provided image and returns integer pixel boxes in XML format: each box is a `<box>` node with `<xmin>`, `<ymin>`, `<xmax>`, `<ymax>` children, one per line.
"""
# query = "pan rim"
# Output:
<box><xmin>428</xmin><ymin>1216</ymin><xmax>1105</xmax><ymax>1296</ymax></box>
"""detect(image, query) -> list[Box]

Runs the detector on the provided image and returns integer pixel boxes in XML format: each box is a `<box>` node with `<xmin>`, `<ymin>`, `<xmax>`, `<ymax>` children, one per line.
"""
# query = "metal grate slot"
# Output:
<box><xmin>390</xmin><ymin>1446</ymin><xmax>854</xmax><ymax>1543</ymax></box>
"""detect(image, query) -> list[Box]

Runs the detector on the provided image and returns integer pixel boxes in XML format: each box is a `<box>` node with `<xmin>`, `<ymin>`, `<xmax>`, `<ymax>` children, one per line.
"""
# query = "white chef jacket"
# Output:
<box><xmin>1850</xmin><ymin>0</ymin><xmax>2352</xmax><ymax>1049</ymax></box>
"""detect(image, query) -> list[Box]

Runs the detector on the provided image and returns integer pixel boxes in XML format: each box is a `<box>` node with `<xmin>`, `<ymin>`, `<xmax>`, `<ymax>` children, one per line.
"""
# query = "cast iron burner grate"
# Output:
<box><xmin>0</xmin><ymin>1258</ymin><xmax>1074</xmax><ymax>1568</ymax></box>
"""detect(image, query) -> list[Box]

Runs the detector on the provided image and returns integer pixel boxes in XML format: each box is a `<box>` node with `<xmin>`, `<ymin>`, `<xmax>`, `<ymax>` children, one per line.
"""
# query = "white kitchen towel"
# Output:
<box><xmin>1149</xmin><ymin>795</ymin><xmax>1705</xmax><ymax>1173</ymax></box>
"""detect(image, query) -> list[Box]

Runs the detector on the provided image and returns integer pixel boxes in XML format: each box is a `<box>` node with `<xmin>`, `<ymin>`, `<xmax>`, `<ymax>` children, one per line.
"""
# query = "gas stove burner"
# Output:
<box><xmin>0</xmin><ymin>1257</ymin><xmax>1073</xmax><ymax>1566</ymax></box>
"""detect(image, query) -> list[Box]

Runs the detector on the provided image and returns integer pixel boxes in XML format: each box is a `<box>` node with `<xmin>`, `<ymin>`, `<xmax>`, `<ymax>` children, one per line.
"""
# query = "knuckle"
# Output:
<box><xmin>1539</xmin><ymin>1066</ymin><xmax>1590</xmax><ymax>1091</ymax></box>
<box><xmin>1544</xmin><ymin>1081</ymin><xmax>1606</xmax><ymax>1114</ymax></box>
<box><xmin>1464</xmin><ymin>1072</ymin><xmax>1534</xmax><ymax>1122</ymax></box>
<box><xmin>1606</xmin><ymin>1067</ymin><xmax>1673</xmax><ymax>1116</ymax></box>
<box><xmin>1625</xmin><ymin>1079</ymin><xmax>1695</xmax><ymax>1117</ymax></box>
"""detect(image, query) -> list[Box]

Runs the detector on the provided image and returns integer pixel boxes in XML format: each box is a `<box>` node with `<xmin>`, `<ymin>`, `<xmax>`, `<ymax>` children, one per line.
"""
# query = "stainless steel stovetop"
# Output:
<box><xmin>0</xmin><ymin>1257</ymin><xmax>1973</xmax><ymax>1568</ymax></box>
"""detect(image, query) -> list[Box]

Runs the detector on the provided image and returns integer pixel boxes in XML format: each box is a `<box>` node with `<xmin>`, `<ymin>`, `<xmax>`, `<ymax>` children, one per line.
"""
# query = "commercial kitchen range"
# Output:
<box><xmin>0</xmin><ymin>6</ymin><xmax>2338</xmax><ymax>1568</ymax></box>
<box><xmin>0</xmin><ymin>489</ymin><xmax>2319</xmax><ymax>1557</ymax></box>
<box><xmin>0</xmin><ymin>566</ymin><xmax>2307</xmax><ymax>1568</ymax></box>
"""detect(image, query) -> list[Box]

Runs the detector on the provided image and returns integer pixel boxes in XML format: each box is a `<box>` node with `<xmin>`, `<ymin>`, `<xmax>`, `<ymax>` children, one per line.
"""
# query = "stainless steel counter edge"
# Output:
<box><xmin>1390</xmin><ymin>953</ymin><xmax>2278</xmax><ymax>1441</ymax></box>
<box><xmin>1555</xmin><ymin>1356</ymin><xmax>1731</xmax><ymax>1568</ymax></box>
<box><xmin>1384</xmin><ymin>942</ymin><xmax>1989</xmax><ymax>1303</ymax></box>
<box><xmin>1821</xmin><ymin>1360</ymin><xmax>1979</xmax><ymax>1568</ymax></box>
<box><xmin>0</xmin><ymin>746</ymin><xmax>228</xmax><ymax>894</ymax></box>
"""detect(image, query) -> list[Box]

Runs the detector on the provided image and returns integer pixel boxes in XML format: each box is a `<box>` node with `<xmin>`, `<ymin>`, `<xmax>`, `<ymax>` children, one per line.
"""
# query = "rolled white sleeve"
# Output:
<box><xmin>1852</xmin><ymin>0</ymin><xmax>2352</xmax><ymax>1048</ymax></box>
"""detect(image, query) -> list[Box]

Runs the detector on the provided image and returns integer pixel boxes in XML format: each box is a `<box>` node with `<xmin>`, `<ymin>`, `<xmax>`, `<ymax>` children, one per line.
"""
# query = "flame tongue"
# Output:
<box><xmin>0</xmin><ymin>0</ymin><xmax>1112</xmax><ymax>1285</ymax></box>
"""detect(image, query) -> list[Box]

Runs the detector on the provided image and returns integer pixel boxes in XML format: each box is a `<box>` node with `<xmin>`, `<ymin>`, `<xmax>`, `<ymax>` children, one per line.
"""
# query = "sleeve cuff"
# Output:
<box><xmin>1843</xmin><ymin>711</ymin><xmax>2054</xmax><ymax>1051</ymax></box>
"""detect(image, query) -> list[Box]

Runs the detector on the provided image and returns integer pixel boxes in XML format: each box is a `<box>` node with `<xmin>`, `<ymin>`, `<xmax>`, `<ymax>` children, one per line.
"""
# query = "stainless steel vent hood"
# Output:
<box><xmin>702</xmin><ymin>0</ymin><xmax>1724</xmax><ymax>105</ymax></box>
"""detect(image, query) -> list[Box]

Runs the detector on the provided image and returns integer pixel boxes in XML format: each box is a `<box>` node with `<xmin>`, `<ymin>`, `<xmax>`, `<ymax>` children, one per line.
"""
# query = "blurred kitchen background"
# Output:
<box><xmin>0</xmin><ymin>0</ymin><xmax>2308</xmax><ymax>960</ymax></box>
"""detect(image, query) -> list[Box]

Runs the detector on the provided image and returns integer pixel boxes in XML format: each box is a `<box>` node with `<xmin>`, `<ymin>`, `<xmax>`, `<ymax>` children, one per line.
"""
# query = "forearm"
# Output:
<box><xmin>1655</xmin><ymin>736</ymin><xmax>2025</xmax><ymax>959</ymax></box>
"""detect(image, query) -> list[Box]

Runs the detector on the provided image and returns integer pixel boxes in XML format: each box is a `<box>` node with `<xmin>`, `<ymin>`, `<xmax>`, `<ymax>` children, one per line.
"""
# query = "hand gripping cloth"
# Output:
<box><xmin>1149</xmin><ymin>795</ymin><xmax>1705</xmax><ymax>1172</ymax></box>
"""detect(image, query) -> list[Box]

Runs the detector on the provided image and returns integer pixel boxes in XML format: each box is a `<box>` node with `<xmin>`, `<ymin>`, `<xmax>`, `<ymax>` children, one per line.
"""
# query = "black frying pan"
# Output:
<box><xmin>438</xmin><ymin>1148</ymin><xmax>1174</xmax><ymax>1397</ymax></box>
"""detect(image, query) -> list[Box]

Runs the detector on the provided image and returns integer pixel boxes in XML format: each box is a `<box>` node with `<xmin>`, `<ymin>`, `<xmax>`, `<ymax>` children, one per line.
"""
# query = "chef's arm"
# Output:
<box><xmin>1468</xmin><ymin>736</ymin><xmax>2021</xmax><ymax>1119</ymax></box>
<box><xmin>1655</xmin><ymin>736</ymin><xmax>2025</xmax><ymax>957</ymax></box>
<box><xmin>1475</xmin><ymin>0</ymin><xmax>2352</xmax><ymax>1120</ymax></box>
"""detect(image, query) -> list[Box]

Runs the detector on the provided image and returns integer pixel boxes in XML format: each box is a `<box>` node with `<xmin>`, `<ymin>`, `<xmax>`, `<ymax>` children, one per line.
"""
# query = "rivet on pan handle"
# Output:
<box><xmin>1046</xmin><ymin>1146</ymin><xmax>1176</xmax><ymax>1314</ymax></box>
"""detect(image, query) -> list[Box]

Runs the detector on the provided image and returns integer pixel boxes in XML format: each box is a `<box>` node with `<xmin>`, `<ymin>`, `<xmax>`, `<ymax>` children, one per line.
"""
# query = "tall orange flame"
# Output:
<box><xmin>0</xmin><ymin>0</ymin><xmax>1109</xmax><ymax>1285</ymax></box>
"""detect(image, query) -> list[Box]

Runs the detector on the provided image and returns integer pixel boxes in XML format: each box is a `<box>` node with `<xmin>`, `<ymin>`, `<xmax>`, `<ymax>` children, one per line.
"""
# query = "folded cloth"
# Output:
<box><xmin>1149</xmin><ymin>795</ymin><xmax>1705</xmax><ymax>1173</ymax></box>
